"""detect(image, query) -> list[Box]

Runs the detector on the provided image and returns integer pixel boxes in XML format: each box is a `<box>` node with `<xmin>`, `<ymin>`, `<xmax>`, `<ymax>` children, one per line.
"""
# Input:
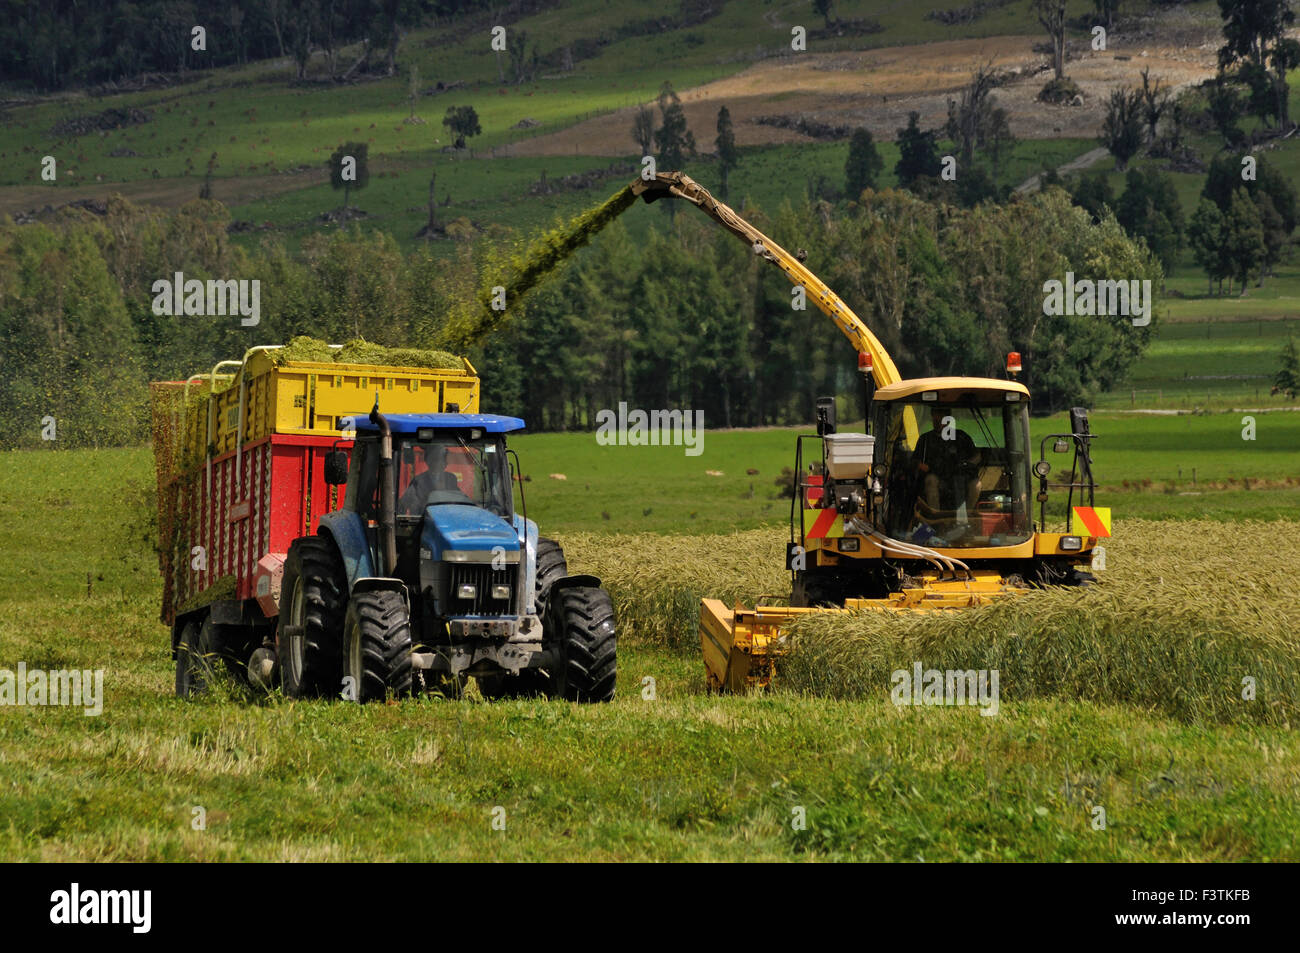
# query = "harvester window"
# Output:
<box><xmin>879</xmin><ymin>399</ymin><xmax>1031</xmax><ymax>548</ymax></box>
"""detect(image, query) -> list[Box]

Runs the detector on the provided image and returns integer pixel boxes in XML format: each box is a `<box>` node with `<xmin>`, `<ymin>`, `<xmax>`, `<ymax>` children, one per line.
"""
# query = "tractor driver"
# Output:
<box><xmin>912</xmin><ymin>406</ymin><xmax>981</xmax><ymax>521</ymax></box>
<box><xmin>398</xmin><ymin>443</ymin><xmax>464</xmax><ymax>515</ymax></box>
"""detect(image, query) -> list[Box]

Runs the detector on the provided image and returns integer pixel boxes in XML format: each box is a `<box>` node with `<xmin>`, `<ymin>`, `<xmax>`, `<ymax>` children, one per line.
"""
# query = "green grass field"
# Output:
<box><xmin>1096</xmin><ymin>317</ymin><xmax>1300</xmax><ymax>410</ymax></box>
<box><xmin>4</xmin><ymin>0</ymin><xmax>1299</xmax><ymax>862</ymax></box>
<box><xmin>2</xmin><ymin>418</ymin><xmax>1298</xmax><ymax>860</ymax></box>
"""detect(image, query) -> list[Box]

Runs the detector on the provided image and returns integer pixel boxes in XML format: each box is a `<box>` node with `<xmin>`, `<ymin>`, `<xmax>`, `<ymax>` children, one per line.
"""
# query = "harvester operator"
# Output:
<box><xmin>913</xmin><ymin>407</ymin><xmax>982</xmax><ymax>521</ymax></box>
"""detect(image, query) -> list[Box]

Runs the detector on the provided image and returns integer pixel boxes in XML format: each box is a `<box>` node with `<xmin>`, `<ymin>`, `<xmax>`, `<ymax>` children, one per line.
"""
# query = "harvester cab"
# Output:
<box><xmin>279</xmin><ymin>408</ymin><xmax>617</xmax><ymax>703</ymax></box>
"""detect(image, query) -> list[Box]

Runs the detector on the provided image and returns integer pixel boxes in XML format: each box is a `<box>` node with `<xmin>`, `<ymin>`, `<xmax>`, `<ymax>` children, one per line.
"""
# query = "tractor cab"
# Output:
<box><xmin>334</xmin><ymin>411</ymin><xmax>536</xmax><ymax>642</ymax></box>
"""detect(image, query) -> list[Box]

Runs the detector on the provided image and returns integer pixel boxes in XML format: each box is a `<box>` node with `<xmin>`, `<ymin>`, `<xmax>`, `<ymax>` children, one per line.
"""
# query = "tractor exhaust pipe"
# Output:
<box><xmin>369</xmin><ymin>400</ymin><xmax>398</xmax><ymax>576</ymax></box>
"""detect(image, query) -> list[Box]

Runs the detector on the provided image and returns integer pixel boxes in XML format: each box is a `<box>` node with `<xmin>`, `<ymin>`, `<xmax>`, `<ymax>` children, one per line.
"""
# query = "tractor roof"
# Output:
<box><xmin>874</xmin><ymin>377</ymin><xmax>1029</xmax><ymax>401</ymax></box>
<box><xmin>343</xmin><ymin>412</ymin><xmax>526</xmax><ymax>434</ymax></box>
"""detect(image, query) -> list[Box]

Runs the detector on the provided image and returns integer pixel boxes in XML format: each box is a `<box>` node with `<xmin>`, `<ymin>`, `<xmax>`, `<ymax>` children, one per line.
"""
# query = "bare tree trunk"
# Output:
<box><xmin>385</xmin><ymin>23</ymin><xmax>400</xmax><ymax>76</ymax></box>
<box><xmin>269</xmin><ymin>6</ymin><xmax>286</xmax><ymax>57</ymax></box>
<box><xmin>341</xmin><ymin>39</ymin><xmax>371</xmax><ymax>80</ymax></box>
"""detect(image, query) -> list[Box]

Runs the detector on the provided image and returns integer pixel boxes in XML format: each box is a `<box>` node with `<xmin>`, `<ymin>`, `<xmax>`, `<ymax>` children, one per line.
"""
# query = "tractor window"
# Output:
<box><xmin>395</xmin><ymin>435</ymin><xmax>512</xmax><ymax>519</ymax></box>
<box><xmin>877</xmin><ymin>397</ymin><xmax>1031</xmax><ymax>548</ymax></box>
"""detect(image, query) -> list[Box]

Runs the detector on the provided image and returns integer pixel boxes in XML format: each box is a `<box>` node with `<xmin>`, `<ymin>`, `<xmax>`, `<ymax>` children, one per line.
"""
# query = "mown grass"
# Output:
<box><xmin>1</xmin><ymin>442</ymin><xmax>1297</xmax><ymax>860</ymax></box>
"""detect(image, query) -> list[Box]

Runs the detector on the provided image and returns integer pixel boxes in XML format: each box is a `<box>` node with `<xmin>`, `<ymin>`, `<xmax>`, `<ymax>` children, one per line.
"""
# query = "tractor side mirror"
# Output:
<box><xmin>1069</xmin><ymin>406</ymin><xmax>1091</xmax><ymax>437</ymax></box>
<box><xmin>815</xmin><ymin>396</ymin><xmax>836</xmax><ymax>436</ymax></box>
<box><xmin>323</xmin><ymin>449</ymin><xmax>349</xmax><ymax>485</ymax></box>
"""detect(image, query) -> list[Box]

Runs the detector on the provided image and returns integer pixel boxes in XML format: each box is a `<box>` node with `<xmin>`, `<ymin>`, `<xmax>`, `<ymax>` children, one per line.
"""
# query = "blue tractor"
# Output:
<box><xmin>275</xmin><ymin>406</ymin><xmax>617</xmax><ymax>703</ymax></box>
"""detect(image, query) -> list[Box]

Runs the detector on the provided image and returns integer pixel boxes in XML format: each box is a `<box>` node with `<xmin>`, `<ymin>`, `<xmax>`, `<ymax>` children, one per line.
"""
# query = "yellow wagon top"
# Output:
<box><xmin>155</xmin><ymin>342</ymin><xmax>480</xmax><ymax>468</ymax></box>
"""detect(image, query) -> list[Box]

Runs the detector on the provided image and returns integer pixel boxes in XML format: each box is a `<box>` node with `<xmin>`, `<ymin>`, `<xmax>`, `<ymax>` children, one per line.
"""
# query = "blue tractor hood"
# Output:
<box><xmin>421</xmin><ymin>504</ymin><xmax>521</xmax><ymax>558</ymax></box>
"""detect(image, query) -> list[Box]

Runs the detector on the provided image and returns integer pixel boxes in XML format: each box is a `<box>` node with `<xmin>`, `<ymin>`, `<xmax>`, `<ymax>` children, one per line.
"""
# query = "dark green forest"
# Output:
<box><xmin>0</xmin><ymin>0</ymin><xmax>497</xmax><ymax>90</ymax></box>
<box><xmin>0</xmin><ymin>187</ymin><xmax>1160</xmax><ymax>448</ymax></box>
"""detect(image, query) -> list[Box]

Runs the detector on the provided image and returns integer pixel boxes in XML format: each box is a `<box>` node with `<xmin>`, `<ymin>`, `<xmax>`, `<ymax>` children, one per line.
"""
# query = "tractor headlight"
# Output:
<box><xmin>1060</xmin><ymin>536</ymin><xmax>1082</xmax><ymax>551</ymax></box>
<box><xmin>491</xmin><ymin>584</ymin><xmax>511</xmax><ymax>600</ymax></box>
<box><xmin>839</xmin><ymin>538</ymin><xmax>860</xmax><ymax>552</ymax></box>
<box><xmin>457</xmin><ymin>583</ymin><xmax>477</xmax><ymax>599</ymax></box>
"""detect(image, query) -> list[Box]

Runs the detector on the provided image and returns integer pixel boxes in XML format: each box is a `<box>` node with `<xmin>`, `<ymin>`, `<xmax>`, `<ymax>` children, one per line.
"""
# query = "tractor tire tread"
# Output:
<box><xmin>348</xmin><ymin>589</ymin><xmax>413</xmax><ymax>702</ymax></box>
<box><xmin>549</xmin><ymin>586</ymin><xmax>616</xmax><ymax>703</ymax></box>
<box><xmin>279</xmin><ymin>536</ymin><xmax>347</xmax><ymax>697</ymax></box>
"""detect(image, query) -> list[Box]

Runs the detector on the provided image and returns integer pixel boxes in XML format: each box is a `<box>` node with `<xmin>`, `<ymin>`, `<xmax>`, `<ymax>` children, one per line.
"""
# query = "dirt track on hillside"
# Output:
<box><xmin>506</xmin><ymin>31</ymin><xmax>1221</xmax><ymax>157</ymax></box>
<box><xmin>0</xmin><ymin>168</ymin><xmax>329</xmax><ymax>218</ymax></box>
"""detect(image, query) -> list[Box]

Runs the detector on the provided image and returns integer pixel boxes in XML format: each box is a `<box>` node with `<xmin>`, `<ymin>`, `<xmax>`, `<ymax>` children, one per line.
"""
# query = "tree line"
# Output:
<box><xmin>0</xmin><ymin>0</ymin><xmax>498</xmax><ymax>90</ymax></box>
<box><xmin>0</xmin><ymin>186</ymin><xmax>1161</xmax><ymax>449</ymax></box>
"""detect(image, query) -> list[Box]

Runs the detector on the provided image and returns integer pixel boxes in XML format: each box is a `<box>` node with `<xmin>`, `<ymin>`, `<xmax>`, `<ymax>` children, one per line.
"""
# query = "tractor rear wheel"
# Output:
<box><xmin>534</xmin><ymin>537</ymin><xmax>567</xmax><ymax>613</ymax></box>
<box><xmin>343</xmin><ymin>589</ymin><xmax>413</xmax><ymax>703</ymax></box>
<box><xmin>546</xmin><ymin>586</ymin><xmax>616</xmax><ymax>703</ymax></box>
<box><xmin>278</xmin><ymin>536</ymin><xmax>347</xmax><ymax>698</ymax></box>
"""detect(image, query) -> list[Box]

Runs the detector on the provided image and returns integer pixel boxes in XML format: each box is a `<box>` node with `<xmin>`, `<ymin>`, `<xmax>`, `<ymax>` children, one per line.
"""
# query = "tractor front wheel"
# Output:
<box><xmin>343</xmin><ymin>589</ymin><xmax>413</xmax><ymax>703</ymax></box>
<box><xmin>546</xmin><ymin>586</ymin><xmax>617</xmax><ymax>703</ymax></box>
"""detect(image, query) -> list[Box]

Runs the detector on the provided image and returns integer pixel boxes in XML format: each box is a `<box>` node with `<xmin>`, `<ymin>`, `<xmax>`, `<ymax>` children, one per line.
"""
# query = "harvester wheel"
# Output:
<box><xmin>278</xmin><ymin>536</ymin><xmax>347</xmax><ymax>698</ymax></box>
<box><xmin>343</xmin><ymin>589</ymin><xmax>413</xmax><ymax>703</ymax></box>
<box><xmin>546</xmin><ymin>586</ymin><xmax>617</xmax><ymax>703</ymax></box>
<box><xmin>791</xmin><ymin>570</ymin><xmax>845</xmax><ymax>608</ymax></box>
<box><xmin>174</xmin><ymin>619</ymin><xmax>205</xmax><ymax>698</ymax></box>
